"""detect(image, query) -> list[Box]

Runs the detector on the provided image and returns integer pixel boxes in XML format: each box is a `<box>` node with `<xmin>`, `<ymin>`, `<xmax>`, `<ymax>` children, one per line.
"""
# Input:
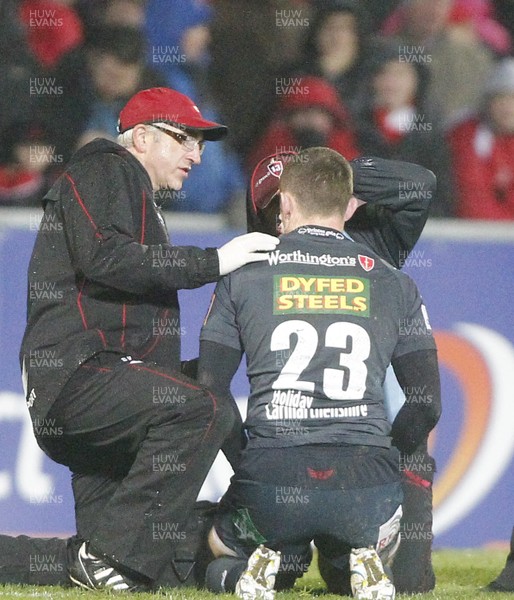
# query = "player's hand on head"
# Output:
<box><xmin>217</xmin><ymin>232</ymin><xmax>279</xmax><ymax>276</ymax></box>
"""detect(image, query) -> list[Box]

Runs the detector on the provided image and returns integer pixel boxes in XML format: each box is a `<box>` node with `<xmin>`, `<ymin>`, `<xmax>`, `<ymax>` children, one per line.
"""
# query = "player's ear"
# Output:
<box><xmin>279</xmin><ymin>191</ymin><xmax>293</xmax><ymax>220</ymax></box>
<box><xmin>343</xmin><ymin>196</ymin><xmax>360</xmax><ymax>223</ymax></box>
<box><xmin>278</xmin><ymin>191</ymin><xmax>294</xmax><ymax>233</ymax></box>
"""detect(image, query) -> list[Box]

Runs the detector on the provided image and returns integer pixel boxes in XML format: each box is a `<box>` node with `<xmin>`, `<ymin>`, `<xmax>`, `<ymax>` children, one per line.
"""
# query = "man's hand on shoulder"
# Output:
<box><xmin>217</xmin><ymin>232</ymin><xmax>279</xmax><ymax>276</ymax></box>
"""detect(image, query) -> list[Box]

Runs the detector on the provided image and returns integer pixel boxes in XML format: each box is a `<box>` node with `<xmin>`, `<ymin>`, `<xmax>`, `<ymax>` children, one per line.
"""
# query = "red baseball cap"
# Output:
<box><xmin>250</xmin><ymin>151</ymin><xmax>298</xmax><ymax>211</ymax></box>
<box><xmin>118</xmin><ymin>87</ymin><xmax>228</xmax><ymax>140</ymax></box>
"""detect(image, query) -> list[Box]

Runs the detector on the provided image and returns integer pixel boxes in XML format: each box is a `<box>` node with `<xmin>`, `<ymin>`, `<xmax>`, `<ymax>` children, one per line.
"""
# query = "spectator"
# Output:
<box><xmin>19</xmin><ymin>0</ymin><xmax>84</xmax><ymax>70</ymax></box>
<box><xmin>247</xmin><ymin>75</ymin><xmax>360</xmax><ymax>173</ymax></box>
<box><xmin>357</xmin><ymin>0</ymin><xmax>402</xmax><ymax>32</ymax></box>
<box><xmin>447</xmin><ymin>57</ymin><xmax>514</xmax><ymax>220</ymax></box>
<box><xmin>289</xmin><ymin>0</ymin><xmax>372</xmax><ymax>118</ymax></box>
<box><xmin>75</xmin><ymin>0</ymin><xmax>147</xmax><ymax>32</ymax></box>
<box><xmin>145</xmin><ymin>0</ymin><xmax>213</xmax><ymax>101</ymax></box>
<box><xmin>0</xmin><ymin>121</ymin><xmax>61</xmax><ymax>207</ymax></box>
<box><xmin>0</xmin><ymin>0</ymin><xmax>42</xmax><ymax>136</ymax></box>
<box><xmin>381</xmin><ymin>0</ymin><xmax>499</xmax><ymax>125</ymax></box>
<box><xmin>208</xmin><ymin>0</ymin><xmax>311</xmax><ymax>160</ymax></box>
<box><xmin>45</xmin><ymin>25</ymin><xmax>165</xmax><ymax>161</ymax></box>
<box><xmin>98</xmin><ymin>0</ymin><xmax>147</xmax><ymax>27</ymax></box>
<box><xmin>145</xmin><ymin>0</ymin><xmax>246</xmax><ymax>215</ymax></box>
<box><xmin>76</xmin><ymin>26</ymin><xmax>164</xmax><ymax>148</ymax></box>
<box><xmin>355</xmin><ymin>39</ymin><xmax>454</xmax><ymax>217</ymax></box>
<box><xmin>161</xmin><ymin>131</ymin><xmax>246</xmax><ymax>217</ymax></box>
<box><xmin>492</xmin><ymin>0</ymin><xmax>514</xmax><ymax>44</ymax></box>
<box><xmin>382</xmin><ymin>0</ymin><xmax>510</xmax><ymax>55</ymax></box>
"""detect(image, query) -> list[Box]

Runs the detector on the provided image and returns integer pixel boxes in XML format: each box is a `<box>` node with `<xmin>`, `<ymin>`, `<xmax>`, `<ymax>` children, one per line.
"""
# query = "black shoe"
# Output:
<box><xmin>487</xmin><ymin>563</ymin><xmax>514</xmax><ymax>593</ymax></box>
<box><xmin>68</xmin><ymin>541</ymin><xmax>150</xmax><ymax>592</ymax></box>
<box><xmin>487</xmin><ymin>527</ymin><xmax>514</xmax><ymax>593</ymax></box>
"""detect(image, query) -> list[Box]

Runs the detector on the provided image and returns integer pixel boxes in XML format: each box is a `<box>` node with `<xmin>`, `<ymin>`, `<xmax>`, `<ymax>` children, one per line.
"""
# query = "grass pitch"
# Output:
<box><xmin>0</xmin><ymin>549</ymin><xmax>511</xmax><ymax>599</ymax></box>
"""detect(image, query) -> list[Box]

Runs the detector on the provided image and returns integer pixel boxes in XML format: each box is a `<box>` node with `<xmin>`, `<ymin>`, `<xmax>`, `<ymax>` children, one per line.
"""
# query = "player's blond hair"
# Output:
<box><xmin>280</xmin><ymin>147</ymin><xmax>353</xmax><ymax>217</ymax></box>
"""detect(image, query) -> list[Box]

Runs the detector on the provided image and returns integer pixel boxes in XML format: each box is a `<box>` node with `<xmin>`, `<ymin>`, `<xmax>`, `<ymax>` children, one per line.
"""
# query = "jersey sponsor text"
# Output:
<box><xmin>267</xmin><ymin>249</ymin><xmax>356</xmax><ymax>267</ymax></box>
<box><xmin>273</xmin><ymin>275</ymin><xmax>369</xmax><ymax>315</ymax></box>
<box><xmin>265</xmin><ymin>388</ymin><xmax>369</xmax><ymax>420</ymax></box>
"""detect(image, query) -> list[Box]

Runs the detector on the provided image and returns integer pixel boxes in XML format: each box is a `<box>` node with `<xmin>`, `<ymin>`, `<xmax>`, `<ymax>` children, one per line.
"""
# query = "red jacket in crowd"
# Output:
<box><xmin>447</xmin><ymin>117</ymin><xmax>514</xmax><ymax>219</ymax></box>
<box><xmin>248</xmin><ymin>76</ymin><xmax>360</xmax><ymax>171</ymax></box>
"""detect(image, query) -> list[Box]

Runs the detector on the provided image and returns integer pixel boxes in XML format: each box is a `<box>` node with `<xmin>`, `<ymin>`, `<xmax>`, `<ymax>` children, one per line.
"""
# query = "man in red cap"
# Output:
<box><xmin>19</xmin><ymin>87</ymin><xmax>278</xmax><ymax>592</ymax></box>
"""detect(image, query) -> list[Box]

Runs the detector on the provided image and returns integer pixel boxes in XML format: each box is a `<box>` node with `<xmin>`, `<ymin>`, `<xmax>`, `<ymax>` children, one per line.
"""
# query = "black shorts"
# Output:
<box><xmin>214</xmin><ymin>445</ymin><xmax>403</xmax><ymax>574</ymax></box>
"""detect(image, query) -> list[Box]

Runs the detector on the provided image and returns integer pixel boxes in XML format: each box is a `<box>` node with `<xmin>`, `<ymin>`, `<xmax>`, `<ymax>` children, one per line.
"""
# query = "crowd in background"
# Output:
<box><xmin>1</xmin><ymin>0</ymin><xmax>514</xmax><ymax>220</ymax></box>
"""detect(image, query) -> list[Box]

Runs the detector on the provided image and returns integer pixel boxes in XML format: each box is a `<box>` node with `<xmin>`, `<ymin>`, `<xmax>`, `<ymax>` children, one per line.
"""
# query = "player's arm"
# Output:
<box><xmin>198</xmin><ymin>278</ymin><xmax>246</xmax><ymax>468</ymax></box>
<box><xmin>390</xmin><ymin>272</ymin><xmax>442</xmax><ymax>454</ymax></box>
<box><xmin>198</xmin><ymin>339</ymin><xmax>244</xmax><ymax>470</ymax></box>
<box><xmin>198</xmin><ymin>340</ymin><xmax>242</xmax><ymax>399</ymax></box>
<box><xmin>390</xmin><ymin>349</ymin><xmax>441</xmax><ymax>454</ymax></box>
<box><xmin>198</xmin><ymin>279</ymin><xmax>243</xmax><ymax>396</ymax></box>
<box><xmin>347</xmin><ymin>157</ymin><xmax>436</xmax><ymax>268</ymax></box>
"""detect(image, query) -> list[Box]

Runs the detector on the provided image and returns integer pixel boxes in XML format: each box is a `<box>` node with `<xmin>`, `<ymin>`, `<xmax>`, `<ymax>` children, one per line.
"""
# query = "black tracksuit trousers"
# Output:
<box><xmin>36</xmin><ymin>351</ymin><xmax>235</xmax><ymax>583</ymax></box>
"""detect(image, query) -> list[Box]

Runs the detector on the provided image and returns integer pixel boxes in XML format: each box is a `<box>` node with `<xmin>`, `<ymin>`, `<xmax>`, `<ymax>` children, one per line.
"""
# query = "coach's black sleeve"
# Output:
<box><xmin>347</xmin><ymin>157</ymin><xmax>435</xmax><ymax>268</ymax></box>
<box><xmin>390</xmin><ymin>349</ymin><xmax>441</xmax><ymax>454</ymax></box>
<box><xmin>56</xmin><ymin>154</ymin><xmax>220</xmax><ymax>295</ymax></box>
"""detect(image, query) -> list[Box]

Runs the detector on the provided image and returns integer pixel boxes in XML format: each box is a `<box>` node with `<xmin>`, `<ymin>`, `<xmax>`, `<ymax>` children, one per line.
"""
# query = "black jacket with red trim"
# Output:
<box><xmin>20</xmin><ymin>138</ymin><xmax>220</xmax><ymax>421</ymax></box>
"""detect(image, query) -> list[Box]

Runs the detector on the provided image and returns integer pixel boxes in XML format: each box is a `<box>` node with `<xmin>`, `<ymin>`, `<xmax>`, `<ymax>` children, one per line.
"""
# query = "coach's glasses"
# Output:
<box><xmin>152</xmin><ymin>124</ymin><xmax>205</xmax><ymax>155</ymax></box>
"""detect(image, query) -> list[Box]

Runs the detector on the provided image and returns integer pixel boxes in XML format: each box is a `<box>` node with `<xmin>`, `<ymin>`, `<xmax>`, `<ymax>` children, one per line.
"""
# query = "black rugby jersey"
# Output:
<box><xmin>200</xmin><ymin>226</ymin><xmax>436</xmax><ymax>449</ymax></box>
